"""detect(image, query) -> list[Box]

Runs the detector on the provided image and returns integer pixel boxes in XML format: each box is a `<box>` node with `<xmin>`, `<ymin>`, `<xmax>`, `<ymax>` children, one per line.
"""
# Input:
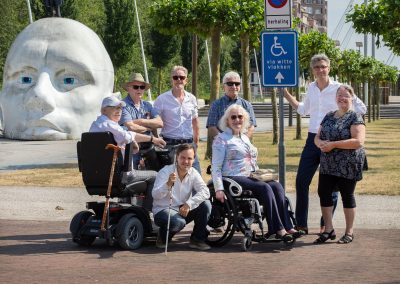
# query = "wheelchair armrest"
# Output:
<box><xmin>222</xmin><ymin>177</ymin><xmax>242</xmax><ymax>197</ymax></box>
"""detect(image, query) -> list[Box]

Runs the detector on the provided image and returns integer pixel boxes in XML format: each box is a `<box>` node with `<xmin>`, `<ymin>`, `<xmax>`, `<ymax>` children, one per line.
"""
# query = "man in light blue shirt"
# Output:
<box><xmin>206</xmin><ymin>71</ymin><xmax>257</xmax><ymax>142</ymax></box>
<box><xmin>120</xmin><ymin>73</ymin><xmax>163</xmax><ymax>169</ymax></box>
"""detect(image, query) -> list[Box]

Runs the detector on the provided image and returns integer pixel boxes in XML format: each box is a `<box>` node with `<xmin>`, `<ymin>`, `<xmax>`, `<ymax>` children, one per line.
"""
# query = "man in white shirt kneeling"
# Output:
<box><xmin>152</xmin><ymin>144</ymin><xmax>211</xmax><ymax>251</ymax></box>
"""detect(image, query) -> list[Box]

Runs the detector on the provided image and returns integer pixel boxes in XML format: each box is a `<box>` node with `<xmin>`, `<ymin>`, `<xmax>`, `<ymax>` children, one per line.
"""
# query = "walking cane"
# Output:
<box><xmin>165</xmin><ymin>149</ymin><xmax>177</xmax><ymax>255</ymax></box>
<box><xmin>100</xmin><ymin>144</ymin><xmax>121</xmax><ymax>231</ymax></box>
<box><xmin>165</xmin><ymin>184</ymin><xmax>173</xmax><ymax>255</ymax></box>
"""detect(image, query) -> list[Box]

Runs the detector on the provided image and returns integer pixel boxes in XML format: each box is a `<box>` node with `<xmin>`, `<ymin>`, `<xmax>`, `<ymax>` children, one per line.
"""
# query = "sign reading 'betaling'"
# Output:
<box><xmin>264</xmin><ymin>0</ymin><xmax>292</xmax><ymax>30</ymax></box>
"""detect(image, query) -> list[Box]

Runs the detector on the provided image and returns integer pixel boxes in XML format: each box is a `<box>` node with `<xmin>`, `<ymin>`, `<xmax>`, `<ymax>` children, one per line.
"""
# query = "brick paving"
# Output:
<box><xmin>1</xmin><ymin>219</ymin><xmax>399</xmax><ymax>283</ymax></box>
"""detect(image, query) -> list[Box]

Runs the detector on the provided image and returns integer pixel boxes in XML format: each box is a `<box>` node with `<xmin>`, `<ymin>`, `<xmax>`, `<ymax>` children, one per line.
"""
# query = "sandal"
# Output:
<box><xmin>276</xmin><ymin>233</ymin><xmax>294</xmax><ymax>242</ymax></box>
<box><xmin>338</xmin><ymin>233</ymin><xmax>354</xmax><ymax>244</ymax></box>
<box><xmin>314</xmin><ymin>229</ymin><xmax>336</xmax><ymax>244</ymax></box>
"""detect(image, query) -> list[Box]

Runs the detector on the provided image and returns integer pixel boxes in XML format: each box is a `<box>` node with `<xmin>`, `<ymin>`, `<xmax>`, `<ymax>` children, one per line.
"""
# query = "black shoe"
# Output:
<box><xmin>275</xmin><ymin>233</ymin><xmax>294</xmax><ymax>242</ymax></box>
<box><xmin>295</xmin><ymin>226</ymin><xmax>308</xmax><ymax>235</ymax></box>
<box><xmin>314</xmin><ymin>229</ymin><xmax>336</xmax><ymax>244</ymax></box>
<box><xmin>292</xmin><ymin>230</ymin><xmax>306</xmax><ymax>239</ymax></box>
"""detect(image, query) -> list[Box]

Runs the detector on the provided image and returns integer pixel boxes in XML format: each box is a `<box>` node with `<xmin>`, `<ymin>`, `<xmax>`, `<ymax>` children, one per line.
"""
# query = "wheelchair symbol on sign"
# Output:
<box><xmin>270</xmin><ymin>36</ymin><xmax>287</xmax><ymax>56</ymax></box>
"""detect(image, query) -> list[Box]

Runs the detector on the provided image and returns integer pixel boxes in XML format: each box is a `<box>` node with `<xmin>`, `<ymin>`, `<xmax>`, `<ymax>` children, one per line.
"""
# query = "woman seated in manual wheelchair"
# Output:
<box><xmin>210</xmin><ymin>104</ymin><xmax>304</xmax><ymax>248</ymax></box>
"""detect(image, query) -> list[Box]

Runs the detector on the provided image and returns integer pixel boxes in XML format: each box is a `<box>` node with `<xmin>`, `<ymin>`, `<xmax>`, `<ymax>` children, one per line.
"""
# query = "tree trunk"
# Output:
<box><xmin>368</xmin><ymin>80</ymin><xmax>372</xmax><ymax>123</ymax></box>
<box><xmin>157</xmin><ymin>68</ymin><xmax>162</xmax><ymax>96</ymax></box>
<box><xmin>288</xmin><ymin>87</ymin><xmax>293</xmax><ymax>127</ymax></box>
<box><xmin>205</xmin><ymin>27</ymin><xmax>222</xmax><ymax>159</ymax></box>
<box><xmin>376</xmin><ymin>80</ymin><xmax>380</xmax><ymax>120</ymax></box>
<box><xmin>240</xmin><ymin>33</ymin><xmax>250</xmax><ymax>101</ymax></box>
<box><xmin>191</xmin><ymin>34</ymin><xmax>198</xmax><ymax>97</ymax></box>
<box><xmin>295</xmin><ymin>87</ymin><xmax>302</xmax><ymax>140</ymax></box>
<box><xmin>272</xmin><ymin>88</ymin><xmax>278</xmax><ymax>145</ymax></box>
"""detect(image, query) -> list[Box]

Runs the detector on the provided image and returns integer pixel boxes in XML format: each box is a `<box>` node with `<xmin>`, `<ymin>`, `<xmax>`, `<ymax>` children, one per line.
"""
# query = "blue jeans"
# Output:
<box><xmin>295</xmin><ymin>133</ymin><xmax>338</xmax><ymax>228</ymax></box>
<box><xmin>154</xmin><ymin>200</ymin><xmax>211</xmax><ymax>242</ymax></box>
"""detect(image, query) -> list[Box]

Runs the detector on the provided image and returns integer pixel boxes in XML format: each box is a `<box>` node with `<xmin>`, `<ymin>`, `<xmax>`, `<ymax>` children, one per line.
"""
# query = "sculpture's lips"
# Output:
<box><xmin>27</xmin><ymin>119</ymin><xmax>64</xmax><ymax>133</ymax></box>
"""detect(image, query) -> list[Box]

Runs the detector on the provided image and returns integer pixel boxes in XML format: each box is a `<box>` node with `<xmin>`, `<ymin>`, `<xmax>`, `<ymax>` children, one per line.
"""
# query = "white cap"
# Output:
<box><xmin>101</xmin><ymin>96</ymin><xmax>126</xmax><ymax>108</ymax></box>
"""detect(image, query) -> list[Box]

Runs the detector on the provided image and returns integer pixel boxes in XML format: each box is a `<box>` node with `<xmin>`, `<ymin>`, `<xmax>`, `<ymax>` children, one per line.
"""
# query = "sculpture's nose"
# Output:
<box><xmin>24</xmin><ymin>71</ymin><xmax>56</xmax><ymax>114</ymax></box>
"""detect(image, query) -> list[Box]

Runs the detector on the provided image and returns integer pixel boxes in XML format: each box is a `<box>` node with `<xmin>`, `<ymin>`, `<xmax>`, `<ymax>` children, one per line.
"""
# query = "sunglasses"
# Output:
<box><xmin>172</xmin><ymin>75</ymin><xmax>186</xmax><ymax>81</ymax></box>
<box><xmin>225</xmin><ymin>82</ymin><xmax>241</xmax><ymax>87</ymax></box>
<box><xmin>230</xmin><ymin>114</ymin><xmax>244</xmax><ymax>120</ymax></box>
<box><xmin>313</xmin><ymin>65</ymin><xmax>328</xmax><ymax>70</ymax></box>
<box><xmin>131</xmin><ymin>85</ymin><xmax>146</xmax><ymax>90</ymax></box>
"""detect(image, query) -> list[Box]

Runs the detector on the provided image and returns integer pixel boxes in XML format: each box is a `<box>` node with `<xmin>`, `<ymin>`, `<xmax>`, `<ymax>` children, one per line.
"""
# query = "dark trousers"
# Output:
<box><xmin>230</xmin><ymin>176</ymin><xmax>293</xmax><ymax>234</ymax></box>
<box><xmin>318</xmin><ymin>174</ymin><xmax>357</xmax><ymax>208</ymax></box>
<box><xmin>154</xmin><ymin>200</ymin><xmax>211</xmax><ymax>242</ymax></box>
<box><xmin>295</xmin><ymin>133</ymin><xmax>338</xmax><ymax>228</ymax></box>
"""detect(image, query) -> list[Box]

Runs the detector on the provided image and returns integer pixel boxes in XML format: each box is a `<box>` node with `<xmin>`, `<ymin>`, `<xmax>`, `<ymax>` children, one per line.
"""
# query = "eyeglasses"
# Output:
<box><xmin>313</xmin><ymin>65</ymin><xmax>329</xmax><ymax>70</ymax></box>
<box><xmin>230</xmin><ymin>114</ymin><xmax>244</xmax><ymax>120</ymax></box>
<box><xmin>172</xmin><ymin>75</ymin><xmax>186</xmax><ymax>81</ymax></box>
<box><xmin>225</xmin><ymin>82</ymin><xmax>241</xmax><ymax>87</ymax></box>
<box><xmin>131</xmin><ymin>85</ymin><xmax>146</xmax><ymax>90</ymax></box>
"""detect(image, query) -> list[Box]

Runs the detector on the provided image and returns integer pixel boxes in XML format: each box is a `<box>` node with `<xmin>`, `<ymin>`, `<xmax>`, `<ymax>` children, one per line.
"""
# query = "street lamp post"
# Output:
<box><xmin>356</xmin><ymin>41</ymin><xmax>363</xmax><ymax>53</ymax></box>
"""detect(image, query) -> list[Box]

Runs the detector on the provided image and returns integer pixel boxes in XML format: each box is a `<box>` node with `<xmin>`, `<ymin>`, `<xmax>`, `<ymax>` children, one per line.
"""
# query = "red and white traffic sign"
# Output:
<box><xmin>265</xmin><ymin>0</ymin><xmax>292</xmax><ymax>30</ymax></box>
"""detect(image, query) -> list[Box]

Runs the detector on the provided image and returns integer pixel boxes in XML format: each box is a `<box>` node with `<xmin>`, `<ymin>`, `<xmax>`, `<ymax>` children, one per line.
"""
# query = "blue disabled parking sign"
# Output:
<box><xmin>261</xmin><ymin>30</ymin><xmax>298</xmax><ymax>87</ymax></box>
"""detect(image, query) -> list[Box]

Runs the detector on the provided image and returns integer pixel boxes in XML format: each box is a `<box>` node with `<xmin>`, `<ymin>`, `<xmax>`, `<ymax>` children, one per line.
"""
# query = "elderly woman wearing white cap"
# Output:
<box><xmin>89</xmin><ymin>96</ymin><xmax>166</xmax><ymax>210</ymax></box>
<box><xmin>90</xmin><ymin>95</ymin><xmax>165</xmax><ymax>148</ymax></box>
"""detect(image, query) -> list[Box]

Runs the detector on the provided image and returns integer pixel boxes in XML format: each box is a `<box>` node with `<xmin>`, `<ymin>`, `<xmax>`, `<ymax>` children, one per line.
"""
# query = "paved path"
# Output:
<box><xmin>1</xmin><ymin>116</ymin><xmax>400</xmax><ymax>283</ymax></box>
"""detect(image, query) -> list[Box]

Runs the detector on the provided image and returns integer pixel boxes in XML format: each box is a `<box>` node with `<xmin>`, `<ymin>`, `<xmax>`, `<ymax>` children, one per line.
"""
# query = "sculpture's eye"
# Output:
<box><xmin>63</xmin><ymin>77</ymin><xmax>75</xmax><ymax>85</ymax></box>
<box><xmin>21</xmin><ymin>76</ymin><xmax>32</xmax><ymax>84</ymax></box>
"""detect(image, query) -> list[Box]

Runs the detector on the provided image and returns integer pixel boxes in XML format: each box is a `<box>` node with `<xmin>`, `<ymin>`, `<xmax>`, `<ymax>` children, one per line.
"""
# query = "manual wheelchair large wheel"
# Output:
<box><xmin>116</xmin><ymin>213</ymin><xmax>144</xmax><ymax>250</ymax></box>
<box><xmin>70</xmin><ymin>210</ymin><xmax>96</xmax><ymax>246</ymax></box>
<box><xmin>206</xmin><ymin>189</ymin><xmax>237</xmax><ymax>247</ymax></box>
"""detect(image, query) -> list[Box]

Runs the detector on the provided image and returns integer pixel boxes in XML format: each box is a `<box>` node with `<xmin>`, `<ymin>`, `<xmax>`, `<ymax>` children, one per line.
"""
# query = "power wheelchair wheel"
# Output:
<box><xmin>206</xmin><ymin>189</ymin><xmax>237</xmax><ymax>247</ymax></box>
<box><xmin>70</xmin><ymin>210</ymin><xmax>96</xmax><ymax>246</ymax></box>
<box><xmin>116</xmin><ymin>213</ymin><xmax>144</xmax><ymax>250</ymax></box>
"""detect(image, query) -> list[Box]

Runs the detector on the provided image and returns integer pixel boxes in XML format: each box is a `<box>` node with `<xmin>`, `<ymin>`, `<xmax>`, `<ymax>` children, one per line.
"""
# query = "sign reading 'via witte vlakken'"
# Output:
<box><xmin>261</xmin><ymin>30</ymin><xmax>298</xmax><ymax>87</ymax></box>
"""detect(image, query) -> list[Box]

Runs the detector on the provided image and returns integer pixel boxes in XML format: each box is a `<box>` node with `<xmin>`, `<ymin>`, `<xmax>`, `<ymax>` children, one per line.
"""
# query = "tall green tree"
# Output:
<box><xmin>347</xmin><ymin>0</ymin><xmax>400</xmax><ymax>55</ymax></box>
<box><xmin>0</xmin><ymin>0</ymin><xmax>29</xmax><ymax>87</ymax></box>
<box><xmin>147</xmin><ymin>28</ymin><xmax>181</xmax><ymax>95</ymax></box>
<box><xmin>103</xmin><ymin>0</ymin><xmax>137</xmax><ymax>90</ymax></box>
<box><xmin>227</xmin><ymin>0</ymin><xmax>264</xmax><ymax>101</ymax></box>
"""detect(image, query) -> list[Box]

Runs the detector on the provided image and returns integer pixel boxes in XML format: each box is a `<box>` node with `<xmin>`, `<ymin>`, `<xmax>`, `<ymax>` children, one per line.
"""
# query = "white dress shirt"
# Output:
<box><xmin>153</xmin><ymin>90</ymin><xmax>198</xmax><ymax>139</ymax></box>
<box><xmin>152</xmin><ymin>164</ymin><xmax>210</xmax><ymax>215</ymax></box>
<box><xmin>89</xmin><ymin>115</ymin><xmax>136</xmax><ymax>147</ymax></box>
<box><xmin>297</xmin><ymin>80</ymin><xmax>367</xmax><ymax>133</ymax></box>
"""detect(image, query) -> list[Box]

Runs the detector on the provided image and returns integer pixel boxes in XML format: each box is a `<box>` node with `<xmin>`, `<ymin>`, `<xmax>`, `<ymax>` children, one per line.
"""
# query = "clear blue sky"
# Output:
<box><xmin>327</xmin><ymin>0</ymin><xmax>399</xmax><ymax>68</ymax></box>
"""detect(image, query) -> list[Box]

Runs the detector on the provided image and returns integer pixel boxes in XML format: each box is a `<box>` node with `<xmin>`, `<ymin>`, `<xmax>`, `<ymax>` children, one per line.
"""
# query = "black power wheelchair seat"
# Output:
<box><xmin>71</xmin><ymin>132</ymin><xmax>159</xmax><ymax>250</ymax></box>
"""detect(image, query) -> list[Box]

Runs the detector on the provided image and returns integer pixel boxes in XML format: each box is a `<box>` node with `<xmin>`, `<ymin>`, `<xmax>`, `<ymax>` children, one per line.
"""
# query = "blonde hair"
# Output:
<box><xmin>218</xmin><ymin>104</ymin><xmax>250</xmax><ymax>133</ymax></box>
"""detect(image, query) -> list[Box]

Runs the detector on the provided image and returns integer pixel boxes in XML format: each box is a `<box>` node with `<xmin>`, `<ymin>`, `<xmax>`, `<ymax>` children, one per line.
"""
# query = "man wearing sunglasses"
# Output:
<box><xmin>206</xmin><ymin>71</ymin><xmax>257</xmax><ymax>142</ymax></box>
<box><xmin>154</xmin><ymin>66</ymin><xmax>201</xmax><ymax>174</ymax></box>
<box><xmin>120</xmin><ymin>73</ymin><xmax>163</xmax><ymax>169</ymax></box>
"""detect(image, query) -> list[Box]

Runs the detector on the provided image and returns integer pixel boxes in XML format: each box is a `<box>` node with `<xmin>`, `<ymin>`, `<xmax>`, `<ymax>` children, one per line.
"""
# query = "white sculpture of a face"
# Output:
<box><xmin>0</xmin><ymin>18</ymin><xmax>114</xmax><ymax>140</ymax></box>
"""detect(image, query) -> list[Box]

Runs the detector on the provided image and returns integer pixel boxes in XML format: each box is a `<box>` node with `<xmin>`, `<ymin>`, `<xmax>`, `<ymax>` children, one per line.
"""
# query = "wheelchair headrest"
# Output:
<box><xmin>77</xmin><ymin>132</ymin><xmax>133</xmax><ymax>197</ymax></box>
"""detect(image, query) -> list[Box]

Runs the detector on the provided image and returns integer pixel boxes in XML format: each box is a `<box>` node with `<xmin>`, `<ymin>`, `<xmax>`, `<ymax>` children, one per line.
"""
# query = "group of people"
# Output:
<box><xmin>89</xmin><ymin>53</ymin><xmax>366</xmax><ymax>250</ymax></box>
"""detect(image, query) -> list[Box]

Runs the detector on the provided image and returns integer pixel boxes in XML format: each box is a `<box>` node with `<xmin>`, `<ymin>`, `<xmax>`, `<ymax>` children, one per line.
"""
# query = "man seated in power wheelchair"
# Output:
<box><xmin>205</xmin><ymin>104</ymin><xmax>304</xmax><ymax>251</ymax></box>
<box><xmin>70</xmin><ymin>96</ymin><xmax>168</xmax><ymax>249</ymax></box>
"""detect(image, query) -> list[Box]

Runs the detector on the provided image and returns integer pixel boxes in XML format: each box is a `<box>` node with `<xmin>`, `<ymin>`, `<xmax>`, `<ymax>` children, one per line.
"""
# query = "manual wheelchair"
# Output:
<box><xmin>70</xmin><ymin>132</ymin><xmax>170</xmax><ymax>250</ymax></box>
<box><xmin>205</xmin><ymin>173</ymin><xmax>297</xmax><ymax>251</ymax></box>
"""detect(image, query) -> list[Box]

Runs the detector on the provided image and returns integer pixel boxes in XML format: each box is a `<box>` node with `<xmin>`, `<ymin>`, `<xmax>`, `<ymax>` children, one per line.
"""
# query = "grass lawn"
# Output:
<box><xmin>0</xmin><ymin>119</ymin><xmax>399</xmax><ymax>195</ymax></box>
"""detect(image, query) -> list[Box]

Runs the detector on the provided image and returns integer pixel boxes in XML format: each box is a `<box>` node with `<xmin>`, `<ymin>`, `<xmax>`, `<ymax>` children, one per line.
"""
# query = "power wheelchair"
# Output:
<box><xmin>70</xmin><ymin>132</ymin><xmax>170</xmax><ymax>250</ymax></box>
<box><xmin>205</xmin><ymin>171</ymin><xmax>297</xmax><ymax>251</ymax></box>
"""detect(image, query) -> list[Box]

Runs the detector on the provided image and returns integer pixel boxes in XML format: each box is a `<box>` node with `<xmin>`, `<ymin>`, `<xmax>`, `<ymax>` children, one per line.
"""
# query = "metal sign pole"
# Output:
<box><xmin>278</xmin><ymin>87</ymin><xmax>286</xmax><ymax>189</ymax></box>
